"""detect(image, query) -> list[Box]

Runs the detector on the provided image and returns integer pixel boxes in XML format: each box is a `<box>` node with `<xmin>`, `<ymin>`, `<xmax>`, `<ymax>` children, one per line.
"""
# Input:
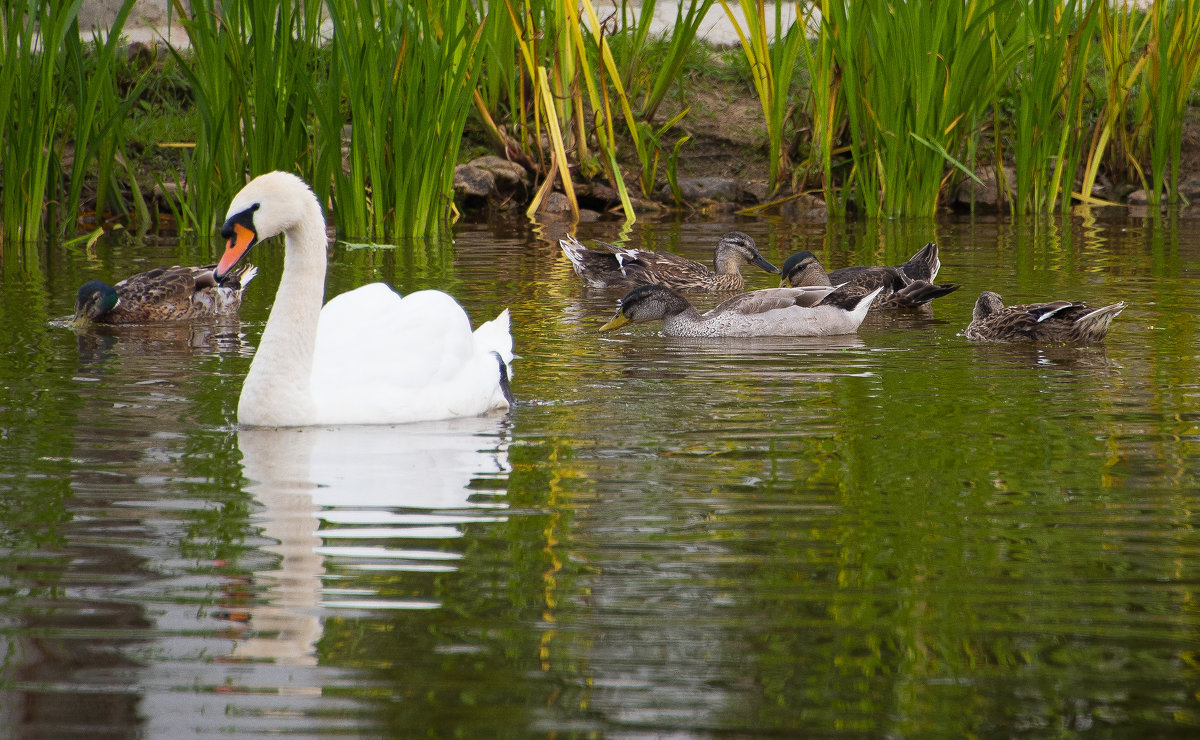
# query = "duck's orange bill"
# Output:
<box><xmin>216</xmin><ymin>223</ymin><xmax>255</xmax><ymax>278</ymax></box>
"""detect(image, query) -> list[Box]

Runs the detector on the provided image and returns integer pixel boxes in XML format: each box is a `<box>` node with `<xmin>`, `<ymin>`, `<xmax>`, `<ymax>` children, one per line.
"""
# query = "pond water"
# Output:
<box><xmin>1</xmin><ymin>210</ymin><xmax>1198</xmax><ymax>737</ymax></box>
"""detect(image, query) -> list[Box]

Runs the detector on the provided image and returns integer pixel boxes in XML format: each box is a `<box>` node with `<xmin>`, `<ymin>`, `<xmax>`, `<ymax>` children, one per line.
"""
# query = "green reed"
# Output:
<box><xmin>797</xmin><ymin>2</ymin><xmax>845</xmax><ymax>215</ymax></box>
<box><xmin>608</xmin><ymin>0</ymin><xmax>714</xmax><ymax>123</ymax></box>
<box><xmin>819</xmin><ymin>0</ymin><xmax>1023</xmax><ymax>218</ymax></box>
<box><xmin>595</xmin><ymin>0</ymin><xmax>710</xmax><ymax>200</ymax></box>
<box><xmin>482</xmin><ymin>0</ymin><xmax>637</xmax><ymax>215</ymax></box>
<box><xmin>62</xmin><ymin>1</ymin><xmax>152</xmax><ymax>232</ymax></box>
<box><xmin>1081</xmin><ymin>1</ymin><xmax>1149</xmax><ymax>203</ymax></box>
<box><xmin>166</xmin><ymin>0</ymin><xmax>323</xmax><ymax>233</ymax></box>
<box><xmin>0</xmin><ymin>0</ymin><xmax>83</xmax><ymax>244</ymax></box>
<box><xmin>1005</xmin><ymin>0</ymin><xmax>1099</xmax><ymax>213</ymax></box>
<box><xmin>1139</xmin><ymin>0</ymin><xmax>1200</xmax><ymax>205</ymax></box>
<box><xmin>579</xmin><ymin>0</ymin><xmax>646</xmax><ymax>206</ymax></box>
<box><xmin>324</xmin><ymin>0</ymin><xmax>481</xmax><ymax>239</ymax></box>
<box><xmin>720</xmin><ymin>0</ymin><xmax>805</xmax><ymax>195</ymax></box>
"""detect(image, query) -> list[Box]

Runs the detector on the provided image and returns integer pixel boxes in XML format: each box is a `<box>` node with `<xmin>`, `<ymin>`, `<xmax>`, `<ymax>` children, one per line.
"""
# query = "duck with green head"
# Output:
<box><xmin>72</xmin><ymin>263</ymin><xmax>257</xmax><ymax>326</ymax></box>
<box><xmin>779</xmin><ymin>242</ymin><xmax>958</xmax><ymax>310</ymax></box>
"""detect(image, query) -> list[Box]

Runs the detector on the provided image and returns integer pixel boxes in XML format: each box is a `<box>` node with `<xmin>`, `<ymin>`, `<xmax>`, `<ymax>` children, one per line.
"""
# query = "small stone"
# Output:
<box><xmin>955</xmin><ymin>167</ymin><xmax>1014</xmax><ymax>209</ymax></box>
<box><xmin>469</xmin><ymin>155</ymin><xmax>530</xmax><ymax>187</ymax></box>
<box><xmin>585</xmin><ymin>182</ymin><xmax>618</xmax><ymax>203</ymax></box>
<box><xmin>781</xmin><ymin>193</ymin><xmax>828</xmax><ymax>221</ymax></box>
<box><xmin>742</xmin><ymin>181</ymin><xmax>769</xmax><ymax>204</ymax></box>
<box><xmin>1126</xmin><ymin>189</ymin><xmax>1150</xmax><ymax>205</ymax></box>
<box><xmin>540</xmin><ymin>191</ymin><xmax>573</xmax><ymax>214</ymax></box>
<box><xmin>453</xmin><ymin>165</ymin><xmax>494</xmax><ymax>199</ymax></box>
<box><xmin>676</xmin><ymin>177</ymin><xmax>741</xmax><ymax>202</ymax></box>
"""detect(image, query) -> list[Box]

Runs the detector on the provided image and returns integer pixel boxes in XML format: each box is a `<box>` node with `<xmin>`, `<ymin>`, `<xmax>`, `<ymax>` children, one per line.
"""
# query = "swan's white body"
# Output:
<box><xmin>218</xmin><ymin>172</ymin><xmax>513</xmax><ymax>427</ymax></box>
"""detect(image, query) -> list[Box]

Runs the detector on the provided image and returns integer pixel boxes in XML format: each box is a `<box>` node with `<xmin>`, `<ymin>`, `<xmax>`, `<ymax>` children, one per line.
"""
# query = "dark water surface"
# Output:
<box><xmin>1</xmin><ymin>212</ymin><xmax>1198</xmax><ymax>737</ymax></box>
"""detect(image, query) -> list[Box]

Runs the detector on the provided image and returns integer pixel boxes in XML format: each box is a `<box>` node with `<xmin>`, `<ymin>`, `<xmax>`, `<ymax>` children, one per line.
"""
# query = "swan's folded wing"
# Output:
<box><xmin>472</xmin><ymin>308</ymin><xmax>513</xmax><ymax>365</ymax></box>
<box><xmin>312</xmin><ymin>284</ymin><xmax>477</xmax><ymax>390</ymax></box>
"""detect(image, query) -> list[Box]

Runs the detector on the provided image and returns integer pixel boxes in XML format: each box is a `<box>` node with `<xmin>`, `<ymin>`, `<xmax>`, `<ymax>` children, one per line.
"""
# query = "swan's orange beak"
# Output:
<box><xmin>216</xmin><ymin>222</ymin><xmax>256</xmax><ymax>279</ymax></box>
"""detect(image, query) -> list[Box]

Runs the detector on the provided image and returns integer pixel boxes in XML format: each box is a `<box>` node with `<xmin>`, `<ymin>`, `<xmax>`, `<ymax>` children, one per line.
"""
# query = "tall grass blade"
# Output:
<box><xmin>1140</xmin><ymin>0</ymin><xmax>1200</xmax><ymax>204</ymax></box>
<box><xmin>1081</xmin><ymin>1</ymin><xmax>1149</xmax><ymax>203</ymax></box>
<box><xmin>326</xmin><ymin>0</ymin><xmax>482</xmax><ymax>239</ymax></box>
<box><xmin>720</xmin><ymin>0</ymin><xmax>805</xmax><ymax>194</ymax></box>
<box><xmin>62</xmin><ymin>1</ymin><xmax>154</xmax><ymax>232</ymax></box>
<box><xmin>0</xmin><ymin>0</ymin><xmax>85</xmax><ymax>244</ymax></box>
<box><xmin>166</xmin><ymin>0</ymin><xmax>322</xmax><ymax>233</ymax></box>
<box><xmin>1007</xmin><ymin>0</ymin><xmax>1099</xmax><ymax>213</ymax></box>
<box><xmin>818</xmin><ymin>0</ymin><xmax>1023</xmax><ymax>217</ymax></box>
<box><xmin>797</xmin><ymin>2</ymin><xmax>844</xmax><ymax>215</ymax></box>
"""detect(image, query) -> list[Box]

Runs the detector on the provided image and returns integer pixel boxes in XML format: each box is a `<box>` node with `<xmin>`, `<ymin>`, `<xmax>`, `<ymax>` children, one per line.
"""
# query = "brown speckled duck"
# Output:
<box><xmin>72</xmin><ymin>263</ymin><xmax>257</xmax><ymax>325</ymax></box>
<box><xmin>964</xmin><ymin>291</ymin><xmax>1125</xmax><ymax>343</ymax></box>
<box><xmin>599</xmin><ymin>283</ymin><xmax>879</xmax><ymax>337</ymax></box>
<box><xmin>560</xmin><ymin>231</ymin><xmax>779</xmax><ymax>292</ymax></box>
<box><xmin>780</xmin><ymin>243</ymin><xmax>959</xmax><ymax>309</ymax></box>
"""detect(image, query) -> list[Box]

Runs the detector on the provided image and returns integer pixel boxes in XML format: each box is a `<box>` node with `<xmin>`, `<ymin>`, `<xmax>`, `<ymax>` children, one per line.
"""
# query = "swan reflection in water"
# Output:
<box><xmin>227</xmin><ymin>416</ymin><xmax>510</xmax><ymax>666</ymax></box>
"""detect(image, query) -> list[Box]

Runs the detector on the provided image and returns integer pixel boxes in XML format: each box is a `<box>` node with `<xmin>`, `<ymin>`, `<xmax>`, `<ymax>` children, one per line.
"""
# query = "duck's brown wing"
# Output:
<box><xmin>630</xmin><ymin>251</ymin><xmax>716</xmax><ymax>291</ymax></box>
<box><xmin>587</xmin><ymin>242</ymin><xmax>713</xmax><ymax>290</ymax></box>
<box><xmin>119</xmin><ymin>265</ymin><xmax>202</xmax><ymax>302</ymax></box>
<box><xmin>876</xmin><ymin>280</ymin><xmax>960</xmax><ymax>309</ymax></box>
<box><xmin>816</xmin><ymin>283</ymin><xmax>879</xmax><ymax>311</ymax></box>
<box><xmin>109</xmin><ymin>266</ymin><xmax>209</xmax><ymax>321</ymax></box>
<box><xmin>826</xmin><ymin>266</ymin><xmax>909</xmax><ymax>293</ymax></box>
<box><xmin>1021</xmin><ymin>301</ymin><xmax>1124</xmax><ymax>342</ymax></box>
<box><xmin>560</xmin><ymin>235</ymin><xmax>709</xmax><ymax>289</ymax></box>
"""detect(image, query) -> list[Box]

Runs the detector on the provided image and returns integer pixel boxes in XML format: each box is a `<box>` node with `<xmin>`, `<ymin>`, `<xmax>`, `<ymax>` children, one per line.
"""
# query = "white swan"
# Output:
<box><xmin>214</xmin><ymin>171</ymin><xmax>514</xmax><ymax>426</ymax></box>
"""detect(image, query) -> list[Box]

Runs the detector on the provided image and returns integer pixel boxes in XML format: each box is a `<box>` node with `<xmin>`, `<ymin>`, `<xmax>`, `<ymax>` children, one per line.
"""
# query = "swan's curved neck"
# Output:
<box><xmin>239</xmin><ymin>208</ymin><xmax>327</xmax><ymax>426</ymax></box>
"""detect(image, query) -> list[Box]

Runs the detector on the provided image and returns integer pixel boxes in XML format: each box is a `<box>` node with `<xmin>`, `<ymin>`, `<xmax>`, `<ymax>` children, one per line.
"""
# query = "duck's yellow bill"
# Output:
<box><xmin>599</xmin><ymin>313</ymin><xmax>629</xmax><ymax>332</ymax></box>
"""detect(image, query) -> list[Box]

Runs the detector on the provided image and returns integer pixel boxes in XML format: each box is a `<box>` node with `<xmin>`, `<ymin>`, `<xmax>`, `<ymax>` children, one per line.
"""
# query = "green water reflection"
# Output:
<box><xmin>0</xmin><ymin>212</ymin><xmax>1197</xmax><ymax>736</ymax></box>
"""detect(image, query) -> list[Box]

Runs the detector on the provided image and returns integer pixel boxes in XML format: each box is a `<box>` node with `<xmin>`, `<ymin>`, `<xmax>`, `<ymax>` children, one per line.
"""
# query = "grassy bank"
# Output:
<box><xmin>1</xmin><ymin>0</ymin><xmax>1198</xmax><ymax>245</ymax></box>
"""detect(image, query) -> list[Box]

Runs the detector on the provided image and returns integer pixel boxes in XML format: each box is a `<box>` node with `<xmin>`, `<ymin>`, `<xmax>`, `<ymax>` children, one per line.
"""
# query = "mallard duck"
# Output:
<box><xmin>964</xmin><ymin>291</ymin><xmax>1125</xmax><ymax>343</ymax></box>
<box><xmin>560</xmin><ymin>231</ymin><xmax>780</xmax><ymax>292</ymax></box>
<box><xmin>779</xmin><ymin>243</ymin><xmax>959</xmax><ymax>309</ymax></box>
<box><xmin>599</xmin><ymin>283</ymin><xmax>880</xmax><ymax>337</ymax></box>
<box><xmin>72</xmin><ymin>263</ymin><xmax>257</xmax><ymax>326</ymax></box>
<box><xmin>214</xmin><ymin>171</ymin><xmax>513</xmax><ymax>426</ymax></box>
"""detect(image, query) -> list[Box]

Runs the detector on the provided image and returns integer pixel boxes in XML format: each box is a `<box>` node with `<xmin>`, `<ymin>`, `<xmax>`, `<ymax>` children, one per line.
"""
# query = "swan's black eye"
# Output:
<box><xmin>220</xmin><ymin>203</ymin><xmax>261</xmax><ymax>240</ymax></box>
